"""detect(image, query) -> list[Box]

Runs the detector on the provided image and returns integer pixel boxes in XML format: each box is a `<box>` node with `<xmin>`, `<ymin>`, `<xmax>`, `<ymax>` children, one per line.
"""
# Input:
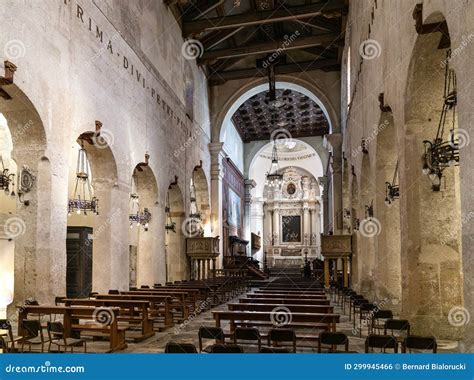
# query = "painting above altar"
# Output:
<box><xmin>281</xmin><ymin>215</ymin><xmax>301</xmax><ymax>243</ymax></box>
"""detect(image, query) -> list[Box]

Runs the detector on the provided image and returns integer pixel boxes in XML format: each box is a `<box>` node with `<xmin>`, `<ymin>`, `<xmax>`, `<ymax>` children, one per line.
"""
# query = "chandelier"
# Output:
<box><xmin>265</xmin><ymin>141</ymin><xmax>283</xmax><ymax>188</ymax></box>
<box><xmin>188</xmin><ymin>173</ymin><xmax>204</xmax><ymax>236</ymax></box>
<box><xmin>129</xmin><ymin>174</ymin><xmax>151</xmax><ymax>231</ymax></box>
<box><xmin>68</xmin><ymin>142</ymin><xmax>98</xmax><ymax>216</ymax></box>
<box><xmin>422</xmin><ymin>49</ymin><xmax>459</xmax><ymax>192</ymax></box>
<box><xmin>0</xmin><ymin>156</ymin><xmax>15</xmax><ymax>196</ymax></box>
<box><xmin>385</xmin><ymin>160</ymin><xmax>399</xmax><ymax>205</ymax></box>
<box><xmin>165</xmin><ymin>190</ymin><xmax>176</xmax><ymax>233</ymax></box>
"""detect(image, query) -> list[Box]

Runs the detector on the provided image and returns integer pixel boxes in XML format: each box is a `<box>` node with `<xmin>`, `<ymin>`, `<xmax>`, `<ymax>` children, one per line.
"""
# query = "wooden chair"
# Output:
<box><xmin>233</xmin><ymin>327</ymin><xmax>261</xmax><ymax>351</ymax></box>
<box><xmin>260</xmin><ymin>347</ymin><xmax>290</xmax><ymax>353</ymax></box>
<box><xmin>318</xmin><ymin>331</ymin><xmax>349</xmax><ymax>353</ymax></box>
<box><xmin>402</xmin><ymin>336</ymin><xmax>437</xmax><ymax>353</ymax></box>
<box><xmin>154</xmin><ymin>284</ymin><xmax>162</xmax><ymax>288</ymax></box>
<box><xmin>358</xmin><ymin>303</ymin><xmax>376</xmax><ymax>336</ymax></box>
<box><xmin>210</xmin><ymin>344</ymin><xmax>243</xmax><ymax>353</ymax></box>
<box><xmin>268</xmin><ymin>329</ymin><xmax>296</xmax><ymax>353</ymax></box>
<box><xmin>164</xmin><ymin>342</ymin><xmax>197</xmax><ymax>353</ymax></box>
<box><xmin>384</xmin><ymin>319</ymin><xmax>410</xmax><ymax>345</ymax></box>
<box><xmin>21</xmin><ymin>319</ymin><xmax>48</xmax><ymax>352</ymax></box>
<box><xmin>140</xmin><ymin>285</ymin><xmax>150</xmax><ymax>289</ymax></box>
<box><xmin>371</xmin><ymin>310</ymin><xmax>393</xmax><ymax>334</ymax></box>
<box><xmin>198</xmin><ymin>326</ymin><xmax>224</xmax><ymax>353</ymax></box>
<box><xmin>365</xmin><ymin>334</ymin><xmax>398</xmax><ymax>353</ymax></box>
<box><xmin>47</xmin><ymin>322</ymin><xmax>87</xmax><ymax>353</ymax></box>
<box><xmin>108</xmin><ymin>289</ymin><xmax>120</xmax><ymax>294</ymax></box>
<box><xmin>88</xmin><ymin>292</ymin><xmax>98</xmax><ymax>299</ymax></box>
<box><xmin>0</xmin><ymin>336</ymin><xmax>7</xmax><ymax>353</ymax></box>
<box><xmin>0</xmin><ymin>319</ymin><xmax>22</xmax><ymax>352</ymax></box>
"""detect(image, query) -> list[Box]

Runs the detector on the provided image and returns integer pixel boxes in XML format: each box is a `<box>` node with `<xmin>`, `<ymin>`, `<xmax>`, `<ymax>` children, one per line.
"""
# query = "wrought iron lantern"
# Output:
<box><xmin>385</xmin><ymin>160</ymin><xmax>400</xmax><ymax>205</ymax></box>
<box><xmin>129</xmin><ymin>174</ymin><xmax>152</xmax><ymax>230</ymax></box>
<box><xmin>265</xmin><ymin>140</ymin><xmax>283</xmax><ymax>188</ymax></box>
<box><xmin>422</xmin><ymin>49</ymin><xmax>459</xmax><ymax>192</ymax></box>
<box><xmin>0</xmin><ymin>156</ymin><xmax>15</xmax><ymax>196</ymax></box>
<box><xmin>68</xmin><ymin>142</ymin><xmax>98</xmax><ymax>216</ymax></box>
<box><xmin>165</xmin><ymin>191</ymin><xmax>176</xmax><ymax>233</ymax></box>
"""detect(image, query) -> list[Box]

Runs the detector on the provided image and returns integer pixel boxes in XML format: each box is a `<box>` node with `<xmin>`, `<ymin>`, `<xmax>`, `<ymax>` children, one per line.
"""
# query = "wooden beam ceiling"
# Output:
<box><xmin>183</xmin><ymin>0</ymin><xmax>346</xmax><ymax>36</ymax></box>
<box><xmin>200</xmin><ymin>34</ymin><xmax>342</xmax><ymax>62</ymax></box>
<box><xmin>208</xmin><ymin>58</ymin><xmax>340</xmax><ymax>85</ymax></box>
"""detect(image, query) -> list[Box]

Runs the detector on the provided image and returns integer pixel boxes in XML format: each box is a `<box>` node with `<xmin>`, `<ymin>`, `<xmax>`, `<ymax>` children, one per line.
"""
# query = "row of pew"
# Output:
<box><xmin>0</xmin><ymin>276</ymin><xmax>248</xmax><ymax>353</ymax></box>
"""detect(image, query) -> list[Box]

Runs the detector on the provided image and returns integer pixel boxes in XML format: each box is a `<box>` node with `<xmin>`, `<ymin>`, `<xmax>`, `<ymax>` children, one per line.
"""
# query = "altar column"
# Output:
<box><xmin>244</xmin><ymin>179</ymin><xmax>256</xmax><ymax>256</ymax></box>
<box><xmin>303</xmin><ymin>202</ymin><xmax>310</xmax><ymax>246</ymax></box>
<box><xmin>209</xmin><ymin>142</ymin><xmax>225</xmax><ymax>268</ymax></box>
<box><xmin>272</xmin><ymin>205</ymin><xmax>280</xmax><ymax>246</ymax></box>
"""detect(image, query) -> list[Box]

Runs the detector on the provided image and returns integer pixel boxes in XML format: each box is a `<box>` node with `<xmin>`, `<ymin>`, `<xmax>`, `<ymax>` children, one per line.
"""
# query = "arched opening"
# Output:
<box><xmin>66</xmin><ymin>131</ymin><xmax>121</xmax><ymax>295</ymax></box>
<box><xmin>374</xmin><ymin>112</ymin><xmax>402</xmax><ymax>313</ymax></box>
<box><xmin>165</xmin><ymin>182</ymin><xmax>187</xmax><ymax>282</ymax></box>
<box><xmin>128</xmin><ymin>163</ymin><xmax>159</xmax><ymax>288</ymax></box>
<box><xmin>248</xmin><ymin>140</ymin><xmax>323</xmax><ymax>271</ymax></box>
<box><xmin>0</xmin><ymin>81</ymin><xmax>50</xmax><ymax>317</ymax></box>
<box><xmin>350</xmin><ymin>171</ymin><xmax>360</xmax><ymax>290</ymax></box>
<box><xmin>403</xmin><ymin>14</ymin><xmax>463</xmax><ymax>339</ymax></box>
<box><xmin>192</xmin><ymin>165</ymin><xmax>211</xmax><ymax>236</ymax></box>
<box><xmin>357</xmin><ymin>154</ymin><xmax>376</xmax><ymax>299</ymax></box>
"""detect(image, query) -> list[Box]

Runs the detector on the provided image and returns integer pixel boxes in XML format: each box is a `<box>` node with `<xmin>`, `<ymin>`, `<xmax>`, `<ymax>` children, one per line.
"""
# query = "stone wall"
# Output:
<box><xmin>0</xmin><ymin>0</ymin><xmax>211</xmax><ymax>305</ymax></box>
<box><xmin>341</xmin><ymin>0</ymin><xmax>474</xmax><ymax>344</ymax></box>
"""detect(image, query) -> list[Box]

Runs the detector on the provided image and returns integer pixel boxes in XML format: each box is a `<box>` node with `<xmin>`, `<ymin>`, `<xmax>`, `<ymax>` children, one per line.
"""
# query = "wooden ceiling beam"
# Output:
<box><xmin>183</xmin><ymin>1</ymin><xmax>346</xmax><ymax>36</ymax></box>
<box><xmin>182</xmin><ymin>0</ymin><xmax>225</xmax><ymax>21</ymax></box>
<box><xmin>200</xmin><ymin>34</ymin><xmax>342</xmax><ymax>62</ymax></box>
<box><xmin>208</xmin><ymin>58</ymin><xmax>339</xmax><ymax>85</ymax></box>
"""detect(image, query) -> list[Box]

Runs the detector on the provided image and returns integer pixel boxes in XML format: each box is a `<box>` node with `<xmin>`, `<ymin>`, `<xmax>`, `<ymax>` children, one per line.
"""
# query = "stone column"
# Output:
<box><xmin>325</xmin><ymin>133</ymin><xmax>343</xmax><ymax>234</ymax></box>
<box><xmin>244</xmin><ymin>179</ymin><xmax>256</xmax><ymax>256</ymax></box>
<box><xmin>319</xmin><ymin>176</ymin><xmax>329</xmax><ymax>233</ymax></box>
<box><xmin>303</xmin><ymin>202</ymin><xmax>310</xmax><ymax>246</ymax></box>
<box><xmin>272</xmin><ymin>204</ymin><xmax>280</xmax><ymax>246</ymax></box>
<box><xmin>209</xmin><ymin>142</ymin><xmax>225</xmax><ymax>268</ymax></box>
<box><xmin>92</xmin><ymin>178</ymin><xmax>129</xmax><ymax>293</ymax></box>
<box><xmin>252</xmin><ymin>200</ymin><xmax>264</xmax><ymax>268</ymax></box>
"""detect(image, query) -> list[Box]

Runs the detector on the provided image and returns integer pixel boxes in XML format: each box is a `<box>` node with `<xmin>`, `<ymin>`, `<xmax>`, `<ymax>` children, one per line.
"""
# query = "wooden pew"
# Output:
<box><xmin>255</xmin><ymin>289</ymin><xmax>326</xmax><ymax>295</ymax></box>
<box><xmin>124</xmin><ymin>291</ymin><xmax>192</xmax><ymax>321</ymax></box>
<box><xmin>213</xmin><ymin>310</ymin><xmax>340</xmax><ymax>332</ymax></box>
<box><xmin>239</xmin><ymin>297</ymin><xmax>330</xmax><ymax>305</ymax></box>
<box><xmin>17</xmin><ymin>305</ymin><xmax>126</xmax><ymax>352</ymax></box>
<box><xmin>63</xmin><ymin>299</ymin><xmax>154</xmax><ymax>342</ymax></box>
<box><xmin>228</xmin><ymin>303</ymin><xmax>334</xmax><ymax>314</ymax></box>
<box><xmin>246</xmin><ymin>293</ymin><xmax>328</xmax><ymax>300</ymax></box>
<box><xmin>95</xmin><ymin>294</ymin><xmax>173</xmax><ymax>328</ymax></box>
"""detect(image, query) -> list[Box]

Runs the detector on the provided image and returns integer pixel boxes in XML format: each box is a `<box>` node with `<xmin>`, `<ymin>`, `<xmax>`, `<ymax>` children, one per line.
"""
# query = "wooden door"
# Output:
<box><xmin>66</xmin><ymin>227</ymin><xmax>93</xmax><ymax>298</ymax></box>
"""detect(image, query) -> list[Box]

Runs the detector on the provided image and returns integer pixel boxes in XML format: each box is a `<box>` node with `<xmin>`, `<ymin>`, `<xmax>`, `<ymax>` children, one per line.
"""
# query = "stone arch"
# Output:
<box><xmin>357</xmin><ymin>153</ymin><xmax>376</xmax><ymax>299</ymax></box>
<box><xmin>192</xmin><ymin>165</ymin><xmax>210</xmax><ymax>235</ymax></box>
<box><xmin>0</xmin><ymin>81</ymin><xmax>56</xmax><ymax>313</ymax></box>
<box><xmin>402</xmin><ymin>13</ymin><xmax>463</xmax><ymax>339</ymax></box>
<box><xmin>165</xmin><ymin>182</ymin><xmax>187</xmax><ymax>282</ymax></box>
<box><xmin>374</xmin><ymin>112</ymin><xmax>402</xmax><ymax>313</ymax></box>
<box><xmin>350</xmin><ymin>170</ymin><xmax>360</xmax><ymax>289</ymax></box>
<box><xmin>69</xmin><ymin>132</ymin><xmax>127</xmax><ymax>294</ymax></box>
<box><xmin>212</xmin><ymin>76</ymin><xmax>339</xmax><ymax>143</ymax></box>
<box><xmin>129</xmin><ymin>163</ymin><xmax>160</xmax><ymax>288</ymax></box>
